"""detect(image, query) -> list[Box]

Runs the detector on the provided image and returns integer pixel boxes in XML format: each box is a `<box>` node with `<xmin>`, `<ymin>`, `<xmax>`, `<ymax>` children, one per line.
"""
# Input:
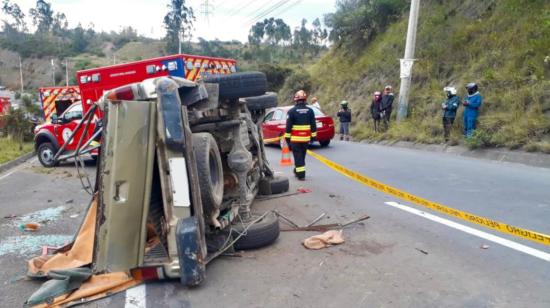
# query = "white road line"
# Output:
<box><xmin>385</xmin><ymin>201</ymin><xmax>550</xmax><ymax>262</ymax></box>
<box><xmin>0</xmin><ymin>157</ymin><xmax>37</xmax><ymax>181</ymax></box>
<box><xmin>125</xmin><ymin>284</ymin><xmax>147</xmax><ymax>308</ymax></box>
<box><xmin>0</xmin><ymin>169</ymin><xmax>18</xmax><ymax>181</ymax></box>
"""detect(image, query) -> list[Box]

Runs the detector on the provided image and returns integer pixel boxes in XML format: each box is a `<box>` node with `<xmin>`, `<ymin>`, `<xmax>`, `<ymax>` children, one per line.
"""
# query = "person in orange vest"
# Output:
<box><xmin>285</xmin><ymin>90</ymin><xmax>317</xmax><ymax>181</ymax></box>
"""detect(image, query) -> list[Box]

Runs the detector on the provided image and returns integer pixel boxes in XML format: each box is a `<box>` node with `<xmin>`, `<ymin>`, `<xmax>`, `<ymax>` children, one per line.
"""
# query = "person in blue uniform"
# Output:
<box><xmin>463</xmin><ymin>82</ymin><xmax>482</xmax><ymax>137</ymax></box>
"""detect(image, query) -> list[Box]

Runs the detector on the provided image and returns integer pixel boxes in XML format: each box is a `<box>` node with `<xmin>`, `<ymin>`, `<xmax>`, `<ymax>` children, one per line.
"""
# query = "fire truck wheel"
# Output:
<box><xmin>259</xmin><ymin>176</ymin><xmax>289</xmax><ymax>195</ymax></box>
<box><xmin>243</xmin><ymin>92</ymin><xmax>278</xmax><ymax>111</ymax></box>
<box><xmin>232</xmin><ymin>212</ymin><xmax>280</xmax><ymax>250</ymax></box>
<box><xmin>37</xmin><ymin>142</ymin><xmax>58</xmax><ymax>168</ymax></box>
<box><xmin>192</xmin><ymin>133</ymin><xmax>224</xmax><ymax>215</ymax></box>
<box><xmin>203</xmin><ymin>72</ymin><xmax>267</xmax><ymax>100</ymax></box>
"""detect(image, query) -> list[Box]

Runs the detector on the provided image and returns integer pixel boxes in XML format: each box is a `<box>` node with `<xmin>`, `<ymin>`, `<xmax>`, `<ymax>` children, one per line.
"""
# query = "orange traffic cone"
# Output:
<box><xmin>280</xmin><ymin>138</ymin><xmax>293</xmax><ymax>166</ymax></box>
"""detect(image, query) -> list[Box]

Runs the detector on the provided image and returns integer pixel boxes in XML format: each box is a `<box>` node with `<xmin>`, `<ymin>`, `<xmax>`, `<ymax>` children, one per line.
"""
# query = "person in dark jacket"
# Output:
<box><xmin>285</xmin><ymin>90</ymin><xmax>317</xmax><ymax>180</ymax></box>
<box><xmin>379</xmin><ymin>85</ymin><xmax>394</xmax><ymax>131</ymax></box>
<box><xmin>441</xmin><ymin>86</ymin><xmax>460</xmax><ymax>142</ymax></box>
<box><xmin>370</xmin><ymin>91</ymin><xmax>382</xmax><ymax>132</ymax></box>
<box><xmin>463</xmin><ymin>82</ymin><xmax>483</xmax><ymax>138</ymax></box>
<box><xmin>337</xmin><ymin>100</ymin><xmax>352</xmax><ymax>141</ymax></box>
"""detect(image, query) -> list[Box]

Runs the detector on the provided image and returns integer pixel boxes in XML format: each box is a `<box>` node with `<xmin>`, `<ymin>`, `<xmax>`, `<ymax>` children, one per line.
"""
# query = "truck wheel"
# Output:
<box><xmin>232</xmin><ymin>212</ymin><xmax>279</xmax><ymax>250</ymax></box>
<box><xmin>203</xmin><ymin>72</ymin><xmax>267</xmax><ymax>99</ymax></box>
<box><xmin>259</xmin><ymin>176</ymin><xmax>289</xmax><ymax>195</ymax></box>
<box><xmin>243</xmin><ymin>92</ymin><xmax>278</xmax><ymax>111</ymax></box>
<box><xmin>37</xmin><ymin>142</ymin><xmax>57</xmax><ymax>168</ymax></box>
<box><xmin>192</xmin><ymin>133</ymin><xmax>224</xmax><ymax>215</ymax></box>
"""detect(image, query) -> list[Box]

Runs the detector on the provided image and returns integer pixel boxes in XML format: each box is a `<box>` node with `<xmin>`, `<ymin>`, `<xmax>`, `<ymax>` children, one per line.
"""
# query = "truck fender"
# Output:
<box><xmin>34</xmin><ymin>131</ymin><xmax>60</xmax><ymax>151</ymax></box>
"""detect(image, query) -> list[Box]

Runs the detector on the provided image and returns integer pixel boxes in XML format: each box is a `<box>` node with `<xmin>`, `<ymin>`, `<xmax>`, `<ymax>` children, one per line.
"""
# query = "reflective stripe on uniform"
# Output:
<box><xmin>292</xmin><ymin>125</ymin><xmax>311</xmax><ymax>131</ymax></box>
<box><xmin>295</xmin><ymin>166</ymin><xmax>306</xmax><ymax>172</ymax></box>
<box><xmin>311</xmin><ymin>132</ymin><xmax>317</xmax><ymax>137</ymax></box>
<box><xmin>284</xmin><ymin>133</ymin><xmax>291</xmax><ymax>138</ymax></box>
<box><xmin>290</xmin><ymin>136</ymin><xmax>311</xmax><ymax>142</ymax></box>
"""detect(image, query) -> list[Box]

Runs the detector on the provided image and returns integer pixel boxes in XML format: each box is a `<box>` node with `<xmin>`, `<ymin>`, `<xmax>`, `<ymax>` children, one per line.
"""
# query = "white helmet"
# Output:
<box><xmin>443</xmin><ymin>86</ymin><xmax>457</xmax><ymax>95</ymax></box>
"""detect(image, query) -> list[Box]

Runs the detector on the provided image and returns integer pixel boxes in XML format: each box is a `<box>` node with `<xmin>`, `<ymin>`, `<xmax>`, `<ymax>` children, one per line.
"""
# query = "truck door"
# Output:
<box><xmin>55</xmin><ymin>103</ymin><xmax>83</xmax><ymax>151</ymax></box>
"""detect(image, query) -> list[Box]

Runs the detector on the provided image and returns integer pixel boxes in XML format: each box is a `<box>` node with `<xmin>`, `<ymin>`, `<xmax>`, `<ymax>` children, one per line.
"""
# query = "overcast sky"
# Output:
<box><xmin>3</xmin><ymin>0</ymin><xmax>336</xmax><ymax>42</ymax></box>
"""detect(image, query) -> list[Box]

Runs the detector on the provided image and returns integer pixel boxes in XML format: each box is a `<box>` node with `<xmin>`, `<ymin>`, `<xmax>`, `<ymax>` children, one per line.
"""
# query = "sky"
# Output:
<box><xmin>3</xmin><ymin>0</ymin><xmax>337</xmax><ymax>42</ymax></box>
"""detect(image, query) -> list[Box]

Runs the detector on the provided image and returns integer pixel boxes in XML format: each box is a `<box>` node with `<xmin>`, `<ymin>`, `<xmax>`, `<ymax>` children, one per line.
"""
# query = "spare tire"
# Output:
<box><xmin>232</xmin><ymin>212</ymin><xmax>280</xmax><ymax>250</ymax></box>
<box><xmin>203</xmin><ymin>72</ymin><xmax>267</xmax><ymax>99</ymax></box>
<box><xmin>192</xmin><ymin>133</ymin><xmax>224</xmax><ymax>216</ymax></box>
<box><xmin>243</xmin><ymin>92</ymin><xmax>278</xmax><ymax>111</ymax></box>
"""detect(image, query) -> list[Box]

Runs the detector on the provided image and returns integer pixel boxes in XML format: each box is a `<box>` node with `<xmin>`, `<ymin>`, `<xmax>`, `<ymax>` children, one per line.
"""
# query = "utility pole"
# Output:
<box><xmin>396</xmin><ymin>0</ymin><xmax>420</xmax><ymax>122</ymax></box>
<box><xmin>51</xmin><ymin>59</ymin><xmax>56</xmax><ymax>86</ymax></box>
<box><xmin>65</xmin><ymin>59</ymin><xmax>69</xmax><ymax>87</ymax></box>
<box><xmin>178</xmin><ymin>29</ymin><xmax>182</xmax><ymax>54</ymax></box>
<box><xmin>19</xmin><ymin>55</ymin><xmax>24</xmax><ymax>94</ymax></box>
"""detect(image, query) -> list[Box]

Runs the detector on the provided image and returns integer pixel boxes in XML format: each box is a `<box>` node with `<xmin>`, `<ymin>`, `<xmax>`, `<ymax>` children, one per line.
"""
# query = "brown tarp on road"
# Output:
<box><xmin>25</xmin><ymin>197</ymin><xmax>142</xmax><ymax>307</ymax></box>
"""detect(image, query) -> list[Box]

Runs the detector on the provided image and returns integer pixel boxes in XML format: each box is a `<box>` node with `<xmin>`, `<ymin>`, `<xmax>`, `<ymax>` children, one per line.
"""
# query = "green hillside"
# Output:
<box><xmin>309</xmin><ymin>0</ymin><xmax>550</xmax><ymax>152</ymax></box>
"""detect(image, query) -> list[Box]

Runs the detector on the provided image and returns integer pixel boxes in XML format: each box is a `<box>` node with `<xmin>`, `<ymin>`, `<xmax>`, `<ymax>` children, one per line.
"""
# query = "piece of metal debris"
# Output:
<box><xmin>415</xmin><ymin>248</ymin><xmax>428</xmax><ymax>255</ymax></box>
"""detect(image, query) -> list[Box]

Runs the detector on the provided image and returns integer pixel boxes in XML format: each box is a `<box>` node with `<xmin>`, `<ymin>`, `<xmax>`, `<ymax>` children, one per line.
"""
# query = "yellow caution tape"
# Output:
<box><xmin>307</xmin><ymin>150</ymin><xmax>550</xmax><ymax>247</ymax></box>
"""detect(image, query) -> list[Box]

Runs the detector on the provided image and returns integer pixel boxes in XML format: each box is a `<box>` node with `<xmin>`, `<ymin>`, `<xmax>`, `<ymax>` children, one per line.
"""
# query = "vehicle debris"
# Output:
<box><xmin>306</xmin><ymin>213</ymin><xmax>327</xmax><ymax>227</ymax></box>
<box><xmin>19</xmin><ymin>223</ymin><xmax>40</xmax><ymax>231</ymax></box>
<box><xmin>3</xmin><ymin>214</ymin><xmax>17</xmax><ymax>219</ymax></box>
<box><xmin>415</xmin><ymin>248</ymin><xmax>429</xmax><ymax>255</ymax></box>
<box><xmin>277</xmin><ymin>212</ymin><xmax>370</xmax><ymax>232</ymax></box>
<box><xmin>303</xmin><ymin>230</ymin><xmax>345</xmax><ymax>250</ymax></box>
<box><xmin>480</xmin><ymin>244</ymin><xmax>490</xmax><ymax>249</ymax></box>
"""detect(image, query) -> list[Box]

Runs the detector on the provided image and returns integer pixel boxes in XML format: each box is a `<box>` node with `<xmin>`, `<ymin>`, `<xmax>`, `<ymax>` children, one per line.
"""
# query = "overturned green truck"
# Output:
<box><xmin>24</xmin><ymin>73</ymin><xmax>288</xmax><ymax>307</ymax></box>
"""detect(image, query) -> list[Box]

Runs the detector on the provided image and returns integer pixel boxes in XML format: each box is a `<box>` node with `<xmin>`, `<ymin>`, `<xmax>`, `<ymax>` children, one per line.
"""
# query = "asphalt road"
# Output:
<box><xmin>0</xmin><ymin>141</ymin><xmax>549</xmax><ymax>307</ymax></box>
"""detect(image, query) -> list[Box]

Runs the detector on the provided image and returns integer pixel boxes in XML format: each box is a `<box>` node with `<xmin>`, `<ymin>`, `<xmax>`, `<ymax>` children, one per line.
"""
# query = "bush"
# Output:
<box><xmin>258</xmin><ymin>63</ymin><xmax>293</xmax><ymax>92</ymax></box>
<box><xmin>278</xmin><ymin>71</ymin><xmax>313</xmax><ymax>104</ymax></box>
<box><xmin>465</xmin><ymin>130</ymin><xmax>492</xmax><ymax>149</ymax></box>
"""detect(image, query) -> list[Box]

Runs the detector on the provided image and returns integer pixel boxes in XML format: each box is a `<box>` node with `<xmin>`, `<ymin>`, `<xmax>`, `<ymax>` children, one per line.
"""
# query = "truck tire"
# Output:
<box><xmin>203</xmin><ymin>72</ymin><xmax>267</xmax><ymax>100</ymax></box>
<box><xmin>232</xmin><ymin>212</ymin><xmax>280</xmax><ymax>250</ymax></box>
<box><xmin>243</xmin><ymin>92</ymin><xmax>278</xmax><ymax>111</ymax></box>
<box><xmin>192</xmin><ymin>133</ymin><xmax>224</xmax><ymax>215</ymax></box>
<box><xmin>37</xmin><ymin>142</ymin><xmax>57</xmax><ymax>168</ymax></box>
<box><xmin>259</xmin><ymin>176</ymin><xmax>289</xmax><ymax>195</ymax></box>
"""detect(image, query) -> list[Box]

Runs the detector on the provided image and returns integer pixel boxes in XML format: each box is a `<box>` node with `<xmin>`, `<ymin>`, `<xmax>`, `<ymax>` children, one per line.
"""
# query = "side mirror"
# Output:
<box><xmin>51</xmin><ymin>114</ymin><xmax>58</xmax><ymax>124</ymax></box>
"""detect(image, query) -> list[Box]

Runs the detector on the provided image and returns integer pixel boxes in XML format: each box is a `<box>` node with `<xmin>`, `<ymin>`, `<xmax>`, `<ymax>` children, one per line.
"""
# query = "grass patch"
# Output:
<box><xmin>0</xmin><ymin>137</ymin><xmax>33</xmax><ymax>164</ymax></box>
<box><xmin>305</xmin><ymin>0</ymin><xmax>550</xmax><ymax>153</ymax></box>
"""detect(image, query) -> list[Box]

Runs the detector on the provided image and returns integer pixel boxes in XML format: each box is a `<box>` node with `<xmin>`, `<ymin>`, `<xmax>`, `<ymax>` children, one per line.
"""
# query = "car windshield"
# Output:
<box><xmin>308</xmin><ymin>106</ymin><xmax>324</xmax><ymax>117</ymax></box>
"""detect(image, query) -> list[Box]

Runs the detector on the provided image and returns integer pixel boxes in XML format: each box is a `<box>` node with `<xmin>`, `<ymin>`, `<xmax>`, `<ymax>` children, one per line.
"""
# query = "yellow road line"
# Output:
<box><xmin>307</xmin><ymin>150</ymin><xmax>550</xmax><ymax>247</ymax></box>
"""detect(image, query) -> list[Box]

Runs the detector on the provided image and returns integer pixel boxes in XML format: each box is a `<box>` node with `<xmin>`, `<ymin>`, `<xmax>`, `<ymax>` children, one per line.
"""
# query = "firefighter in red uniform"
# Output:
<box><xmin>285</xmin><ymin>90</ymin><xmax>317</xmax><ymax>181</ymax></box>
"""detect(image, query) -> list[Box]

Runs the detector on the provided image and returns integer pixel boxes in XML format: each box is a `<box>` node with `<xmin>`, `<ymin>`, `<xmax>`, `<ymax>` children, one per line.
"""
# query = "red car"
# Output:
<box><xmin>262</xmin><ymin>106</ymin><xmax>335</xmax><ymax>147</ymax></box>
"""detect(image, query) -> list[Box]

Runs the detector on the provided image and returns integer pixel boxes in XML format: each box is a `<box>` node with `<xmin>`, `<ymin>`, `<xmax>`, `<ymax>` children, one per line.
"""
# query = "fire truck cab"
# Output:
<box><xmin>0</xmin><ymin>96</ymin><xmax>11</xmax><ymax>129</ymax></box>
<box><xmin>34</xmin><ymin>54</ymin><xmax>237</xmax><ymax>167</ymax></box>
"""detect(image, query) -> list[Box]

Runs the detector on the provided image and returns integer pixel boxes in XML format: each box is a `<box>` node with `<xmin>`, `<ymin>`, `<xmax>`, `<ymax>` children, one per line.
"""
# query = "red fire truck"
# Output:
<box><xmin>0</xmin><ymin>96</ymin><xmax>11</xmax><ymax>129</ymax></box>
<box><xmin>34</xmin><ymin>54</ymin><xmax>237</xmax><ymax>167</ymax></box>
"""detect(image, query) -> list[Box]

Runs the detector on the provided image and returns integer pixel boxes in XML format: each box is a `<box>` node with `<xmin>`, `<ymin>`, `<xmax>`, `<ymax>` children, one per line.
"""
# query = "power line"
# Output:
<box><xmin>244</xmin><ymin>0</ymin><xmax>290</xmax><ymax>26</ymax></box>
<box><xmin>265</xmin><ymin>0</ymin><xmax>303</xmax><ymax>21</ymax></box>
<box><xmin>244</xmin><ymin>0</ymin><xmax>303</xmax><ymax>28</ymax></box>
<box><xmin>227</xmin><ymin>0</ymin><xmax>259</xmax><ymax>17</ymax></box>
